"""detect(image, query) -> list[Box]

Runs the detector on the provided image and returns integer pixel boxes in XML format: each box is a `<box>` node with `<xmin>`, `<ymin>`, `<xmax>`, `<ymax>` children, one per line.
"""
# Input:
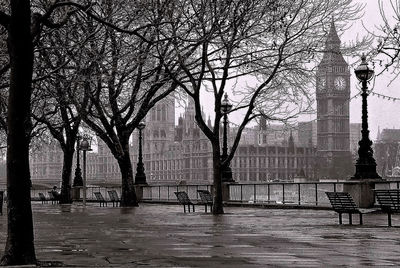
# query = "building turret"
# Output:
<box><xmin>288</xmin><ymin>130</ymin><xmax>295</xmax><ymax>151</ymax></box>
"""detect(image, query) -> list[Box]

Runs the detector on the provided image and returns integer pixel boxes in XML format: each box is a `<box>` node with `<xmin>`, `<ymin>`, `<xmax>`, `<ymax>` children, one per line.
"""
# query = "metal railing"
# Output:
<box><xmin>142</xmin><ymin>184</ymin><xmax>212</xmax><ymax>201</ymax></box>
<box><xmin>229</xmin><ymin>182</ymin><xmax>342</xmax><ymax>206</ymax></box>
<box><xmin>19</xmin><ymin>179</ymin><xmax>400</xmax><ymax>206</ymax></box>
<box><xmin>30</xmin><ymin>186</ymin><xmax>121</xmax><ymax>201</ymax></box>
<box><xmin>229</xmin><ymin>180</ymin><xmax>400</xmax><ymax>206</ymax></box>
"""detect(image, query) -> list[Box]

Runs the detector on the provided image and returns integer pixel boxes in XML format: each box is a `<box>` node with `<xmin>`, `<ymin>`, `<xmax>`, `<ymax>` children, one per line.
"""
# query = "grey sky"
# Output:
<box><xmin>345</xmin><ymin>0</ymin><xmax>399</xmax><ymax>139</ymax></box>
<box><xmin>174</xmin><ymin>0</ymin><xmax>399</xmax><ymax>141</ymax></box>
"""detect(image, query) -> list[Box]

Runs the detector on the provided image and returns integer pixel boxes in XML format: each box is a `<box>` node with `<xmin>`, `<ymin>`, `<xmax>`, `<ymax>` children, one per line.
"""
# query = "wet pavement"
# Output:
<box><xmin>0</xmin><ymin>202</ymin><xmax>399</xmax><ymax>267</ymax></box>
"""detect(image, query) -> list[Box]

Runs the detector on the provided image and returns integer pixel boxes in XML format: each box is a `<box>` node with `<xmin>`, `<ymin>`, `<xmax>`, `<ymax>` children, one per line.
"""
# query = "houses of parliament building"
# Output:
<box><xmin>1</xmin><ymin>21</ymin><xmax>360</xmax><ymax>187</ymax></box>
<box><xmin>28</xmin><ymin>96</ymin><xmax>316</xmax><ymax>186</ymax></box>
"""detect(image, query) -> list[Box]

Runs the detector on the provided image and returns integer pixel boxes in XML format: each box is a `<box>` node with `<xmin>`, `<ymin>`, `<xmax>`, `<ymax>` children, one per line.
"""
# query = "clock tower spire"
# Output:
<box><xmin>316</xmin><ymin>20</ymin><xmax>352</xmax><ymax>179</ymax></box>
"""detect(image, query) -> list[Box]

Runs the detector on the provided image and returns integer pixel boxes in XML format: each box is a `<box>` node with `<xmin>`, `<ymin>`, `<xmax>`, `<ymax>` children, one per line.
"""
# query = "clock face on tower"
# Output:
<box><xmin>334</xmin><ymin>76</ymin><xmax>346</xmax><ymax>91</ymax></box>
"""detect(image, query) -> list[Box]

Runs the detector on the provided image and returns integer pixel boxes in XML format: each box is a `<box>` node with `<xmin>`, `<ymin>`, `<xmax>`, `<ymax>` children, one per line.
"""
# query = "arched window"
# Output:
<box><xmin>157</xmin><ymin>105</ymin><xmax>162</xmax><ymax>121</ymax></box>
<box><xmin>162</xmin><ymin>104</ymin><xmax>167</xmax><ymax>121</ymax></box>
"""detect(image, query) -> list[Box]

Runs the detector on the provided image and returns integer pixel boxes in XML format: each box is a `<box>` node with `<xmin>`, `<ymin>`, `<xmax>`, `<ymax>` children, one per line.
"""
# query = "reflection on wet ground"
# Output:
<box><xmin>0</xmin><ymin>203</ymin><xmax>399</xmax><ymax>267</ymax></box>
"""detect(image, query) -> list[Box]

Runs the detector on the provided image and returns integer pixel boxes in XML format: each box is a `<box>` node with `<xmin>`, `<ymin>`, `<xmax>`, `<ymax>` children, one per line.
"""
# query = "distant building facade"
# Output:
<box><xmin>298</xmin><ymin>121</ymin><xmax>317</xmax><ymax>148</ymax></box>
<box><xmin>350</xmin><ymin>123</ymin><xmax>362</xmax><ymax>155</ymax></box>
<box><xmin>27</xmin><ymin>96</ymin><xmax>316</xmax><ymax>186</ymax></box>
<box><xmin>232</xmin><ymin>119</ymin><xmax>299</xmax><ymax>147</ymax></box>
<box><xmin>374</xmin><ymin>128</ymin><xmax>400</xmax><ymax>178</ymax></box>
<box><xmin>231</xmin><ymin>134</ymin><xmax>316</xmax><ymax>182</ymax></box>
<box><xmin>30</xmin><ymin>141</ymin><xmax>64</xmax><ymax>187</ymax></box>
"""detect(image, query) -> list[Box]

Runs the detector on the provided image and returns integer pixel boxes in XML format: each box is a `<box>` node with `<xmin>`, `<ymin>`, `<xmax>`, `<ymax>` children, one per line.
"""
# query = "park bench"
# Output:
<box><xmin>326</xmin><ymin>192</ymin><xmax>363</xmax><ymax>225</ymax></box>
<box><xmin>107</xmin><ymin>190</ymin><xmax>120</xmax><ymax>207</ymax></box>
<box><xmin>197</xmin><ymin>190</ymin><xmax>213</xmax><ymax>213</ymax></box>
<box><xmin>38</xmin><ymin>192</ymin><xmax>48</xmax><ymax>204</ymax></box>
<box><xmin>94</xmin><ymin>192</ymin><xmax>108</xmax><ymax>207</ymax></box>
<box><xmin>174</xmin><ymin>191</ymin><xmax>195</xmax><ymax>213</ymax></box>
<box><xmin>0</xmin><ymin>191</ymin><xmax>3</xmax><ymax>215</ymax></box>
<box><xmin>374</xmin><ymin>189</ymin><xmax>400</xmax><ymax>226</ymax></box>
<box><xmin>48</xmin><ymin>191</ymin><xmax>60</xmax><ymax>204</ymax></box>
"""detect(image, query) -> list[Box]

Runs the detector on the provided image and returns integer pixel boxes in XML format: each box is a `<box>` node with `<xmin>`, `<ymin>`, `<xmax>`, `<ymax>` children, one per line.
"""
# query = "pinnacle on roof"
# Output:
<box><xmin>326</xmin><ymin>18</ymin><xmax>341</xmax><ymax>45</ymax></box>
<box><xmin>318</xmin><ymin>18</ymin><xmax>347</xmax><ymax>67</ymax></box>
<box><xmin>259</xmin><ymin>116</ymin><xmax>267</xmax><ymax>131</ymax></box>
<box><xmin>288</xmin><ymin>130</ymin><xmax>295</xmax><ymax>149</ymax></box>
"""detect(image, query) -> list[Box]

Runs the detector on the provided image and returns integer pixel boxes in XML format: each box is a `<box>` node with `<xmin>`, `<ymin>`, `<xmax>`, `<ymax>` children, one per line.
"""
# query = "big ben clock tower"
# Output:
<box><xmin>316</xmin><ymin>20</ymin><xmax>352</xmax><ymax>179</ymax></box>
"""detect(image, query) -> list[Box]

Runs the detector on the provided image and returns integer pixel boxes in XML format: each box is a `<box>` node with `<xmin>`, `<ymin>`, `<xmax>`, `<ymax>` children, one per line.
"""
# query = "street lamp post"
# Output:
<box><xmin>73</xmin><ymin>135</ymin><xmax>83</xmax><ymax>187</ymax></box>
<box><xmin>135</xmin><ymin>122</ymin><xmax>147</xmax><ymax>184</ymax></box>
<box><xmin>80</xmin><ymin>136</ymin><xmax>92</xmax><ymax>206</ymax></box>
<box><xmin>220</xmin><ymin>93</ymin><xmax>234</xmax><ymax>183</ymax></box>
<box><xmin>352</xmin><ymin>54</ymin><xmax>381</xmax><ymax>180</ymax></box>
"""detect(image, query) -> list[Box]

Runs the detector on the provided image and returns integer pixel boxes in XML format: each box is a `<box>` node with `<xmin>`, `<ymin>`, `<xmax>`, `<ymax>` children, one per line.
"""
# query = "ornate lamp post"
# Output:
<box><xmin>73</xmin><ymin>135</ymin><xmax>83</xmax><ymax>187</ymax></box>
<box><xmin>220</xmin><ymin>93</ymin><xmax>234</xmax><ymax>183</ymax></box>
<box><xmin>135</xmin><ymin>122</ymin><xmax>147</xmax><ymax>184</ymax></box>
<box><xmin>80</xmin><ymin>136</ymin><xmax>92</xmax><ymax>206</ymax></box>
<box><xmin>352</xmin><ymin>54</ymin><xmax>381</xmax><ymax>180</ymax></box>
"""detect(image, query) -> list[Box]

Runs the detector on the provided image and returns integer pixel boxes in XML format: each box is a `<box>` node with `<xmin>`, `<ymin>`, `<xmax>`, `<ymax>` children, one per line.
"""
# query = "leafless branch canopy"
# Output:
<box><xmin>159</xmin><ymin>0</ymin><xmax>365</xmax><ymax>164</ymax></box>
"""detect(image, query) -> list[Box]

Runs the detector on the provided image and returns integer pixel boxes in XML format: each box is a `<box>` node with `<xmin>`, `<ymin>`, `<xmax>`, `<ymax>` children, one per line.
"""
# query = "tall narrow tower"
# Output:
<box><xmin>316</xmin><ymin>20</ymin><xmax>352</xmax><ymax>179</ymax></box>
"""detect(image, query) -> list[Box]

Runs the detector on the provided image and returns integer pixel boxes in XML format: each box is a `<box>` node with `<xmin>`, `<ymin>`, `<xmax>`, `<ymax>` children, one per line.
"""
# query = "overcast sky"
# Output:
<box><xmin>175</xmin><ymin>0</ymin><xmax>400</xmax><ymax>141</ymax></box>
<box><xmin>344</xmin><ymin>0</ymin><xmax>399</xmax><ymax>139</ymax></box>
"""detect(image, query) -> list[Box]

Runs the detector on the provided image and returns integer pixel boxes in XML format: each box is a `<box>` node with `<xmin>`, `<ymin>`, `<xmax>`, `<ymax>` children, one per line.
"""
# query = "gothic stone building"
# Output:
<box><xmin>28</xmin><ymin>97</ymin><xmax>316</xmax><ymax>186</ymax></box>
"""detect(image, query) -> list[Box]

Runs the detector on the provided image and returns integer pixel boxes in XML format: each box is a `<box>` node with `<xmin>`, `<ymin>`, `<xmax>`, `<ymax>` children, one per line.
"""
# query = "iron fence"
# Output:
<box><xmin>9</xmin><ymin>179</ymin><xmax>400</xmax><ymax>206</ymax></box>
<box><xmin>142</xmin><ymin>184</ymin><xmax>212</xmax><ymax>201</ymax></box>
<box><xmin>30</xmin><ymin>186</ymin><xmax>121</xmax><ymax>201</ymax></box>
<box><xmin>229</xmin><ymin>180</ymin><xmax>400</xmax><ymax>206</ymax></box>
<box><xmin>229</xmin><ymin>182</ymin><xmax>342</xmax><ymax>206</ymax></box>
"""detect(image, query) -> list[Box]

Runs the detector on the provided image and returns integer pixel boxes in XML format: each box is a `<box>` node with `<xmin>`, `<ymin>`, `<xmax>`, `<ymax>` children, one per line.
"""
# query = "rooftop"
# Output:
<box><xmin>378</xmin><ymin>128</ymin><xmax>400</xmax><ymax>142</ymax></box>
<box><xmin>0</xmin><ymin>203</ymin><xmax>399</xmax><ymax>267</ymax></box>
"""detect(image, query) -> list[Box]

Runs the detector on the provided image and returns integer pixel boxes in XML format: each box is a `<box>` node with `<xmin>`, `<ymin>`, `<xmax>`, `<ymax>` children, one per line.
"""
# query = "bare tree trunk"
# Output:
<box><xmin>117</xmin><ymin>148</ymin><xmax>138</xmax><ymax>207</ymax></box>
<box><xmin>1</xmin><ymin>0</ymin><xmax>37</xmax><ymax>265</ymax></box>
<box><xmin>212</xmin><ymin>149</ymin><xmax>224</xmax><ymax>214</ymax></box>
<box><xmin>59</xmin><ymin>148</ymin><xmax>74</xmax><ymax>204</ymax></box>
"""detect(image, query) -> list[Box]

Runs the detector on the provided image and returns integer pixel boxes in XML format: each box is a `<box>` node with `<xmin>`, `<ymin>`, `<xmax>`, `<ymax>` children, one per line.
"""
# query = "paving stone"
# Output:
<box><xmin>0</xmin><ymin>203</ymin><xmax>399</xmax><ymax>267</ymax></box>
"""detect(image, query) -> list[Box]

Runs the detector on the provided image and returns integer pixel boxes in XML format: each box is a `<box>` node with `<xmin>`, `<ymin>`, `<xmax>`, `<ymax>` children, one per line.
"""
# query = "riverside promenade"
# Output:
<box><xmin>0</xmin><ymin>202</ymin><xmax>399</xmax><ymax>267</ymax></box>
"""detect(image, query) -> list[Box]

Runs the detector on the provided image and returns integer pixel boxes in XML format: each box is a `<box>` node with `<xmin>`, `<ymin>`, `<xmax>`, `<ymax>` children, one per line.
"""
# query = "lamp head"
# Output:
<box><xmin>354</xmin><ymin>54</ymin><xmax>374</xmax><ymax>82</ymax></box>
<box><xmin>80</xmin><ymin>138</ymin><xmax>91</xmax><ymax>151</ymax></box>
<box><xmin>138</xmin><ymin>121</ymin><xmax>146</xmax><ymax>130</ymax></box>
<box><xmin>220</xmin><ymin>93</ymin><xmax>232</xmax><ymax>114</ymax></box>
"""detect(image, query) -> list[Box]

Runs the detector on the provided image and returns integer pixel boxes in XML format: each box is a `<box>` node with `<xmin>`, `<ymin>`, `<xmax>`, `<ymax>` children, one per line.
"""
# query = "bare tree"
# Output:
<box><xmin>0</xmin><ymin>0</ymin><xmax>142</xmax><ymax>264</ymax></box>
<box><xmin>0</xmin><ymin>27</ymin><xmax>8</xmax><ymax>146</ymax></box>
<box><xmin>160</xmin><ymin>0</ymin><xmax>365</xmax><ymax>214</ymax></box>
<box><xmin>74</xmin><ymin>1</ymin><xmax>179</xmax><ymax>206</ymax></box>
<box><xmin>31</xmin><ymin>18</ymin><xmax>93</xmax><ymax>204</ymax></box>
<box><xmin>0</xmin><ymin>0</ymin><xmax>86</xmax><ymax>263</ymax></box>
<box><xmin>0</xmin><ymin>0</ymin><xmax>38</xmax><ymax>264</ymax></box>
<box><xmin>371</xmin><ymin>0</ymin><xmax>400</xmax><ymax>80</ymax></box>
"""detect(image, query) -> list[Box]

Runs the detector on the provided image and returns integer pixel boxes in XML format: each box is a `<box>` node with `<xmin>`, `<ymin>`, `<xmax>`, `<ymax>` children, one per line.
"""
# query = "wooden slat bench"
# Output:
<box><xmin>174</xmin><ymin>191</ymin><xmax>195</xmax><ymax>213</ymax></box>
<box><xmin>197</xmin><ymin>190</ymin><xmax>213</xmax><ymax>213</ymax></box>
<box><xmin>38</xmin><ymin>192</ymin><xmax>48</xmax><ymax>204</ymax></box>
<box><xmin>94</xmin><ymin>192</ymin><xmax>108</xmax><ymax>207</ymax></box>
<box><xmin>48</xmin><ymin>191</ymin><xmax>60</xmax><ymax>204</ymax></box>
<box><xmin>374</xmin><ymin>189</ymin><xmax>400</xmax><ymax>226</ymax></box>
<box><xmin>107</xmin><ymin>190</ymin><xmax>120</xmax><ymax>207</ymax></box>
<box><xmin>326</xmin><ymin>192</ymin><xmax>363</xmax><ymax>225</ymax></box>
